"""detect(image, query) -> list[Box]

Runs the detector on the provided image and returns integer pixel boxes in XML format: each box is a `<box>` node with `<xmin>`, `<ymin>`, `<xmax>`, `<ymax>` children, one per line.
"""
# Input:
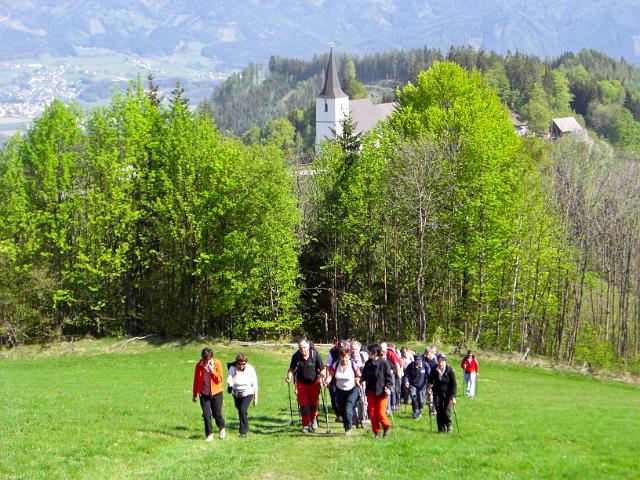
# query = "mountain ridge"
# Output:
<box><xmin>1</xmin><ymin>1</ymin><xmax>640</xmax><ymax>67</ymax></box>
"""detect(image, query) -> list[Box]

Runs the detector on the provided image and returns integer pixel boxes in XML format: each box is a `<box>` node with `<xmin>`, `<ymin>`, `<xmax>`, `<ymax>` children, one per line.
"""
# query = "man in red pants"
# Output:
<box><xmin>286</xmin><ymin>339</ymin><xmax>326</xmax><ymax>433</ymax></box>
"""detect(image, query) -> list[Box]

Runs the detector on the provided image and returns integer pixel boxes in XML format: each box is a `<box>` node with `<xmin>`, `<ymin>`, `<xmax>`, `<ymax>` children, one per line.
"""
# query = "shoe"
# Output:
<box><xmin>240</xmin><ymin>433</ymin><xmax>247</xmax><ymax>439</ymax></box>
<box><xmin>412</xmin><ymin>411</ymin><xmax>419</xmax><ymax>419</ymax></box>
<box><xmin>383</xmin><ymin>428</ymin><xmax>390</xmax><ymax>438</ymax></box>
<box><xmin>447</xmin><ymin>425</ymin><xmax>453</xmax><ymax>433</ymax></box>
<box><xmin>219</xmin><ymin>428</ymin><xmax>226</xmax><ymax>439</ymax></box>
<box><xmin>345</xmin><ymin>429</ymin><xmax>352</xmax><ymax>436</ymax></box>
<box><xmin>311</xmin><ymin>418</ymin><xmax>318</xmax><ymax>431</ymax></box>
<box><xmin>334</xmin><ymin>416</ymin><xmax>342</xmax><ymax>423</ymax></box>
<box><xmin>205</xmin><ymin>434</ymin><xmax>214</xmax><ymax>442</ymax></box>
<box><xmin>374</xmin><ymin>431</ymin><xmax>380</xmax><ymax>439</ymax></box>
<box><xmin>302</xmin><ymin>425</ymin><xmax>310</xmax><ymax>433</ymax></box>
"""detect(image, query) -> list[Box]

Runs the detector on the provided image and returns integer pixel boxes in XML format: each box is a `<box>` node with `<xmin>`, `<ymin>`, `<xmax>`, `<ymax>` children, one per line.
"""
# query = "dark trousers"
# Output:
<box><xmin>410</xmin><ymin>386</ymin><xmax>426</xmax><ymax>413</ymax></box>
<box><xmin>200</xmin><ymin>392</ymin><xmax>225</xmax><ymax>436</ymax></box>
<box><xmin>329</xmin><ymin>383</ymin><xmax>339</xmax><ymax>416</ymax></box>
<box><xmin>335</xmin><ymin>387</ymin><xmax>359</xmax><ymax>431</ymax></box>
<box><xmin>233</xmin><ymin>394</ymin><xmax>253</xmax><ymax>435</ymax></box>
<box><xmin>434</xmin><ymin>394</ymin><xmax>452</xmax><ymax>432</ymax></box>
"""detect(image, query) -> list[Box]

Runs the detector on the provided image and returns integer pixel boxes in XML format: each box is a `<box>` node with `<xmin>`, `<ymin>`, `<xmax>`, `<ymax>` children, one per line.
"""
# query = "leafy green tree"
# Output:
<box><xmin>522</xmin><ymin>83</ymin><xmax>553</xmax><ymax>133</ymax></box>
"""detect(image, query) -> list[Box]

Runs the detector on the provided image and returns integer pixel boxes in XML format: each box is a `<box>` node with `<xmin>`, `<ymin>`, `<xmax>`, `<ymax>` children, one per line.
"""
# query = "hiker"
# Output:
<box><xmin>286</xmin><ymin>339</ymin><xmax>326</xmax><ymax>433</ymax></box>
<box><xmin>380</xmin><ymin>342</ymin><xmax>402</xmax><ymax>412</ymax></box>
<box><xmin>427</xmin><ymin>354</ymin><xmax>457</xmax><ymax>433</ymax></box>
<box><xmin>325</xmin><ymin>346</ymin><xmax>361</xmax><ymax>435</ymax></box>
<box><xmin>460</xmin><ymin>350</ymin><xmax>479</xmax><ymax>398</ymax></box>
<box><xmin>400</xmin><ymin>346</ymin><xmax>415</xmax><ymax>404</ymax></box>
<box><xmin>350</xmin><ymin>340</ymin><xmax>368</xmax><ymax>369</ymax></box>
<box><xmin>192</xmin><ymin>348</ymin><xmax>226</xmax><ymax>441</ymax></box>
<box><xmin>227</xmin><ymin>352</ymin><xmax>258</xmax><ymax>438</ymax></box>
<box><xmin>326</xmin><ymin>339</ymin><xmax>350</xmax><ymax>422</ymax></box>
<box><xmin>404</xmin><ymin>353</ymin><xmax>428</xmax><ymax>419</ymax></box>
<box><xmin>424</xmin><ymin>347</ymin><xmax>438</xmax><ymax>415</ymax></box>
<box><xmin>360</xmin><ymin>344</ymin><xmax>393</xmax><ymax>439</ymax></box>
<box><xmin>350</xmin><ymin>341</ymin><xmax>368</xmax><ymax>427</ymax></box>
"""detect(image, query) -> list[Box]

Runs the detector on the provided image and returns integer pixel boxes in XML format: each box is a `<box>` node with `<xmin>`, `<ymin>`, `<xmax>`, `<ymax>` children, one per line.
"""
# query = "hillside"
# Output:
<box><xmin>1</xmin><ymin>339</ymin><xmax>638</xmax><ymax>478</ymax></box>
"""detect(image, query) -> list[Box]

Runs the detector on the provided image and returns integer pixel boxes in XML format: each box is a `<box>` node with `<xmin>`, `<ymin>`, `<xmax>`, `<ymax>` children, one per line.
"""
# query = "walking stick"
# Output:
<box><xmin>388</xmin><ymin>397</ymin><xmax>399</xmax><ymax>443</ymax></box>
<box><xmin>320</xmin><ymin>384</ymin><xmax>331</xmax><ymax>434</ymax></box>
<box><xmin>453</xmin><ymin>403</ymin><xmax>460</xmax><ymax>433</ymax></box>
<box><xmin>287</xmin><ymin>381</ymin><xmax>294</xmax><ymax>425</ymax></box>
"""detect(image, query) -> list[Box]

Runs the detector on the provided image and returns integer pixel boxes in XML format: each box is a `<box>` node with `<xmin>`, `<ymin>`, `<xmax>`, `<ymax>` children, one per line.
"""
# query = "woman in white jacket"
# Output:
<box><xmin>227</xmin><ymin>352</ymin><xmax>258</xmax><ymax>438</ymax></box>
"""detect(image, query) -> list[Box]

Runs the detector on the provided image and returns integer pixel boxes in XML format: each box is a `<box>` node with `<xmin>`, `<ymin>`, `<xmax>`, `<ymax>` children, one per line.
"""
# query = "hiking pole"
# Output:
<box><xmin>287</xmin><ymin>382</ymin><xmax>294</xmax><ymax>425</ymax></box>
<box><xmin>388</xmin><ymin>401</ymin><xmax>399</xmax><ymax>443</ymax></box>
<box><xmin>320</xmin><ymin>384</ymin><xmax>331</xmax><ymax>434</ymax></box>
<box><xmin>453</xmin><ymin>403</ymin><xmax>460</xmax><ymax>433</ymax></box>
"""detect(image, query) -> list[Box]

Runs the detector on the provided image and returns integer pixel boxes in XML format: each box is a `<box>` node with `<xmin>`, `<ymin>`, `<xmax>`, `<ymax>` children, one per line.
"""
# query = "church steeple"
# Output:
<box><xmin>319</xmin><ymin>48</ymin><xmax>347</xmax><ymax>99</ymax></box>
<box><xmin>315</xmin><ymin>47</ymin><xmax>349</xmax><ymax>153</ymax></box>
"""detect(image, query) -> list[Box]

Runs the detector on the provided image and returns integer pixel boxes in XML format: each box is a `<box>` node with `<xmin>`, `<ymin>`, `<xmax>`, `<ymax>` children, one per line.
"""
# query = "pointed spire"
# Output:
<box><xmin>319</xmin><ymin>47</ymin><xmax>347</xmax><ymax>99</ymax></box>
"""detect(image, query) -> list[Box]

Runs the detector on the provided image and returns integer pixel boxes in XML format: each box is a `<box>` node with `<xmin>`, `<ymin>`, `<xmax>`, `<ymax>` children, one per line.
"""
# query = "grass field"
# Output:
<box><xmin>1</xmin><ymin>339</ymin><xmax>638</xmax><ymax>479</ymax></box>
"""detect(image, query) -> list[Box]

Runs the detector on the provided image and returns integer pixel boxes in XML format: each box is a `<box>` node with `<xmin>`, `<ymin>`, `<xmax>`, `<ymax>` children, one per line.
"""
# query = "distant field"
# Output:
<box><xmin>1</xmin><ymin>339</ymin><xmax>638</xmax><ymax>479</ymax></box>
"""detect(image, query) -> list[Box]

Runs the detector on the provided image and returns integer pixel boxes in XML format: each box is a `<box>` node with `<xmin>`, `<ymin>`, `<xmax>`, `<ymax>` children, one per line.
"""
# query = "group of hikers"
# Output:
<box><xmin>191</xmin><ymin>340</ymin><xmax>479</xmax><ymax>440</ymax></box>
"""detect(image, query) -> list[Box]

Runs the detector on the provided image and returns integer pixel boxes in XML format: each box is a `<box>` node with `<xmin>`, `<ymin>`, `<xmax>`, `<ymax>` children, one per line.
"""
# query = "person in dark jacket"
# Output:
<box><xmin>286</xmin><ymin>339</ymin><xmax>326</xmax><ymax>433</ymax></box>
<box><xmin>404</xmin><ymin>354</ymin><xmax>428</xmax><ymax>419</ymax></box>
<box><xmin>427</xmin><ymin>354</ymin><xmax>457</xmax><ymax>433</ymax></box>
<box><xmin>360</xmin><ymin>344</ymin><xmax>393</xmax><ymax>439</ymax></box>
<box><xmin>424</xmin><ymin>347</ymin><xmax>438</xmax><ymax>415</ymax></box>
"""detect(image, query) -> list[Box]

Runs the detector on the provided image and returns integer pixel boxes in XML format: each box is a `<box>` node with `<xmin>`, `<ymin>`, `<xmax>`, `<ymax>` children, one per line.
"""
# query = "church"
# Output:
<box><xmin>315</xmin><ymin>49</ymin><xmax>396</xmax><ymax>152</ymax></box>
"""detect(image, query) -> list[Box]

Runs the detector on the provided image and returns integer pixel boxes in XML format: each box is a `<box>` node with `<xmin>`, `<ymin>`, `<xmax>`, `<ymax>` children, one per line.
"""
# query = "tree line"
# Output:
<box><xmin>300</xmin><ymin>62</ymin><xmax>639</xmax><ymax>370</ymax></box>
<box><xmin>0</xmin><ymin>80</ymin><xmax>301</xmax><ymax>345</ymax></box>
<box><xmin>1</xmin><ymin>60</ymin><xmax>638</xmax><ymax>373</ymax></box>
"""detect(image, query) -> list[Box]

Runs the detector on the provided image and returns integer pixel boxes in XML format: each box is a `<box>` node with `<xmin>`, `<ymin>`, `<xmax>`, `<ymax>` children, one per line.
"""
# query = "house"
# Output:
<box><xmin>550</xmin><ymin>116</ymin><xmax>583</xmax><ymax>139</ymax></box>
<box><xmin>315</xmin><ymin>48</ymin><xmax>395</xmax><ymax>152</ymax></box>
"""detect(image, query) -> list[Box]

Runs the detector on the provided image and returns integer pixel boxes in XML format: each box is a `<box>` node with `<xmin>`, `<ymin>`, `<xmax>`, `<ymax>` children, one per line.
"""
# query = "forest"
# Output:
<box><xmin>1</xmin><ymin>47</ymin><xmax>639</xmax><ymax>373</ymax></box>
<box><xmin>207</xmin><ymin>47</ymin><xmax>640</xmax><ymax>157</ymax></box>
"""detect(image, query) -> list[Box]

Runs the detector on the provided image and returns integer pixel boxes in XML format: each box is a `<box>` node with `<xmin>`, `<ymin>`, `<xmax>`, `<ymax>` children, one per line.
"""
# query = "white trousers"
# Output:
<box><xmin>464</xmin><ymin>372</ymin><xmax>477</xmax><ymax>397</ymax></box>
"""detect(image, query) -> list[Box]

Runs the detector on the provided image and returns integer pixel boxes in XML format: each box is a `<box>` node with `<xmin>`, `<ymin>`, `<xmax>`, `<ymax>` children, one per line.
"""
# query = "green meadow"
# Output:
<box><xmin>1</xmin><ymin>339</ymin><xmax>638</xmax><ymax>479</ymax></box>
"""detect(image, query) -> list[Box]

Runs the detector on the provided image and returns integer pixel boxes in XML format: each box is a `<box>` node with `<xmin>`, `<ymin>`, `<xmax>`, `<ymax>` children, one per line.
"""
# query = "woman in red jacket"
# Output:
<box><xmin>460</xmin><ymin>350</ymin><xmax>479</xmax><ymax>398</ymax></box>
<box><xmin>192</xmin><ymin>348</ymin><xmax>226</xmax><ymax>441</ymax></box>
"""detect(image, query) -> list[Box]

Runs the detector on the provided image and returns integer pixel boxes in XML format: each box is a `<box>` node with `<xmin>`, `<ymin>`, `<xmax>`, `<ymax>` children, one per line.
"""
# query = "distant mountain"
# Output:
<box><xmin>1</xmin><ymin>0</ymin><xmax>640</xmax><ymax>67</ymax></box>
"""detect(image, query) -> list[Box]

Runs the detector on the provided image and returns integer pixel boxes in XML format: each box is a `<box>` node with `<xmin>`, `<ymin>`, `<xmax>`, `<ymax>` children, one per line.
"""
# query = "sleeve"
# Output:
<box><xmin>474</xmin><ymin>359</ymin><xmax>479</xmax><ymax>373</ymax></box>
<box><xmin>252</xmin><ymin>365</ymin><xmax>258</xmax><ymax>390</ymax></box>
<box><xmin>211</xmin><ymin>359</ymin><xmax>224</xmax><ymax>385</ymax></box>
<box><xmin>461</xmin><ymin>359</ymin><xmax>466</xmax><ymax>369</ymax></box>
<box><xmin>426</xmin><ymin>369</ymin><xmax>435</xmax><ymax>390</ymax></box>
<box><xmin>289</xmin><ymin>352</ymin><xmax>298</xmax><ymax>371</ymax></box>
<box><xmin>450</xmin><ymin>367</ymin><xmax>457</xmax><ymax>397</ymax></box>
<box><xmin>227</xmin><ymin>366</ymin><xmax>237</xmax><ymax>386</ymax></box>
<box><xmin>383</xmin><ymin>361</ymin><xmax>393</xmax><ymax>390</ymax></box>
<box><xmin>192</xmin><ymin>363</ymin><xmax>201</xmax><ymax>397</ymax></box>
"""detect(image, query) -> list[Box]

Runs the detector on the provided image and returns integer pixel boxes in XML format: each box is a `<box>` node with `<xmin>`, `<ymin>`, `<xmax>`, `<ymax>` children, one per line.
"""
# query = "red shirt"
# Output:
<box><xmin>461</xmin><ymin>356</ymin><xmax>479</xmax><ymax>374</ymax></box>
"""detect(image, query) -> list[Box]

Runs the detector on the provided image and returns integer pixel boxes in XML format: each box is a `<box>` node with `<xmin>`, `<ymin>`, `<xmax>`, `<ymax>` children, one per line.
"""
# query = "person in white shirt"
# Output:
<box><xmin>325</xmin><ymin>347</ymin><xmax>361</xmax><ymax>435</ymax></box>
<box><xmin>227</xmin><ymin>352</ymin><xmax>258</xmax><ymax>438</ymax></box>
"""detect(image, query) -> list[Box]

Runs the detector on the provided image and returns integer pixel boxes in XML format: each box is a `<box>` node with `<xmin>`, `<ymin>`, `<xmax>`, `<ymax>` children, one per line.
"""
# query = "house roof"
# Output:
<box><xmin>319</xmin><ymin>48</ymin><xmax>347</xmax><ymax>99</ymax></box>
<box><xmin>552</xmin><ymin>116</ymin><xmax>583</xmax><ymax>133</ymax></box>
<box><xmin>350</xmin><ymin>98</ymin><xmax>396</xmax><ymax>135</ymax></box>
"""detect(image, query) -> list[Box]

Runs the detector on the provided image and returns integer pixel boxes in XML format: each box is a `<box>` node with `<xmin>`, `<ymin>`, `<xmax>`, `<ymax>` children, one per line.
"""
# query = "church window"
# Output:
<box><xmin>324</xmin><ymin>103</ymin><xmax>328</xmax><ymax>112</ymax></box>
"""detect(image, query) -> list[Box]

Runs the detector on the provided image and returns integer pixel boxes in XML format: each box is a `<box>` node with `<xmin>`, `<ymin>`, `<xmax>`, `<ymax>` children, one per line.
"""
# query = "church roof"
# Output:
<box><xmin>319</xmin><ymin>48</ymin><xmax>347</xmax><ymax>99</ymax></box>
<box><xmin>350</xmin><ymin>98</ymin><xmax>396</xmax><ymax>135</ymax></box>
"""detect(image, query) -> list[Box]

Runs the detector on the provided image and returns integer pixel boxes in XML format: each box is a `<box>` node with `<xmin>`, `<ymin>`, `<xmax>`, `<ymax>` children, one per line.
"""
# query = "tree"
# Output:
<box><xmin>522</xmin><ymin>83</ymin><xmax>553</xmax><ymax>133</ymax></box>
